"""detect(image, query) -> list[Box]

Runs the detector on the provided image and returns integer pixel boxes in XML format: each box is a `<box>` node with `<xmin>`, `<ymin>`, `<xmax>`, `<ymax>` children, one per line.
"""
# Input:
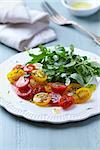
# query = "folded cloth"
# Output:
<box><xmin>0</xmin><ymin>0</ymin><xmax>30</xmax><ymax>23</ymax></box>
<box><xmin>0</xmin><ymin>0</ymin><xmax>56</xmax><ymax>51</ymax></box>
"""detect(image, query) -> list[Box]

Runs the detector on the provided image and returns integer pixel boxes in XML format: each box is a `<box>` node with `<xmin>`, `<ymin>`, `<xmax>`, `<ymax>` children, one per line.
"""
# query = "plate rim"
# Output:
<box><xmin>0</xmin><ymin>46</ymin><xmax>100</xmax><ymax>124</ymax></box>
<box><xmin>0</xmin><ymin>97</ymin><xmax>100</xmax><ymax>124</ymax></box>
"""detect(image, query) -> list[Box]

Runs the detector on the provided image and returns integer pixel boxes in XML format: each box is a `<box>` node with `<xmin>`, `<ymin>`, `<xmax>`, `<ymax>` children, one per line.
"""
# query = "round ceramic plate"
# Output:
<box><xmin>0</xmin><ymin>47</ymin><xmax>100</xmax><ymax>124</ymax></box>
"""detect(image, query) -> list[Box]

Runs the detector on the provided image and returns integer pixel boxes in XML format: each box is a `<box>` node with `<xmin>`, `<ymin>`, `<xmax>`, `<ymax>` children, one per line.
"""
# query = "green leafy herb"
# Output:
<box><xmin>27</xmin><ymin>44</ymin><xmax>100</xmax><ymax>86</ymax></box>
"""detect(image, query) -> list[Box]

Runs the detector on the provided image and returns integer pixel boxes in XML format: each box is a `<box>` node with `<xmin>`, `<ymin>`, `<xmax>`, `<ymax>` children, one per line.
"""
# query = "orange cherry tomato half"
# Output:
<box><xmin>29</xmin><ymin>78</ymin><xmax>45</xmax><ymax>95</ymax></box>
<box><xmin>44</xmin><ymin>84</ymin><xmax>52</xmax><ymax>93</ymax></box>
<box><xmin>29</xmin><ymin>78</ymin><xmax>37</xmax><ymax>87</ymax></box>
<box><xmin>63</xmin><ymin>83</ymin><xmax>82</xmax><ymax>96</ymax></box>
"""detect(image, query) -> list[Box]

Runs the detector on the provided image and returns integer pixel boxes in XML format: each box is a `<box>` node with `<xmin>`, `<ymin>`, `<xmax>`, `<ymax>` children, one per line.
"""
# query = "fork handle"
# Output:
<box><xmin>70</xmin><ymin>21</ymin><xmax>97</xmax><ymax>40</ymax></box>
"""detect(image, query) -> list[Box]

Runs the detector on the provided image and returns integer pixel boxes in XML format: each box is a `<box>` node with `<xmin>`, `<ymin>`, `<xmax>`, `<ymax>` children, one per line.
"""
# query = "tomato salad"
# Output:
<box><xmin>7</xmin><ymin>63</ymin><xmax>96</xmax><ymax>109</ymax></box>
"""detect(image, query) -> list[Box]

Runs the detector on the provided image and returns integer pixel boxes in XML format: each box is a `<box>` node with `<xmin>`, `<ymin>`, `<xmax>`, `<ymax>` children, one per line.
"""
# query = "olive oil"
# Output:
<box><xmin>71</xmin><ymin>2</ymin><xmax>93</xmax><ymax>9</ymax></box>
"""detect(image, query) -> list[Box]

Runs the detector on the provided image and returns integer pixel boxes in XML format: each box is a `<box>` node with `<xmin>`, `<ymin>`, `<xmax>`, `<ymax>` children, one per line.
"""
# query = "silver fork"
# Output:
<box><xmin>42</xmin><ymin>1</ymin><xmax>100</xmax><ymax>46</ymax></box>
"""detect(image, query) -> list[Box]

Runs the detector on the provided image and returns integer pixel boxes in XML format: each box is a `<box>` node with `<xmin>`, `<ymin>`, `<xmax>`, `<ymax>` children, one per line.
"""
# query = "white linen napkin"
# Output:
<box><xmin>0</xmin><ymin>0</ymin><xmax>56</xmax><ymax>51</ymax></box>
<box><xmin>0</xmin><ymin>0</ymin><xmax>30</xmax><ymax>23</ymax></box>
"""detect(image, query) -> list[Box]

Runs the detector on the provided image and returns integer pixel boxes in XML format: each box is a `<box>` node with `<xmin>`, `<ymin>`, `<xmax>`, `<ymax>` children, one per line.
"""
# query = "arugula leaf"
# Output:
<box><xmin>89</xmin><ymin>61</ymin><xmax>100</xmax><ymax>68</ymax></box>
<box><xmin>27</xmin><ymin>44</ymin><xmax>100</xmax><ymax>86</ymax></box>
<box><xmin>70</xmin><ymin>73</ymin><xmax>84</xmax><ymax>86</ymax></box>
<box><xmin>70</xmin><ymin>44</ymin><xmax>74</xmax><ymax>56</ymax></box>
<box><xmin>65</xmin><ymin>60</ymin><xmax>76</xmax><ymax>67</ymax></box>
<box><xmin>27</xmin><ymin>53</ymin><xmax>45</xmax><ymax>64</ymax></box>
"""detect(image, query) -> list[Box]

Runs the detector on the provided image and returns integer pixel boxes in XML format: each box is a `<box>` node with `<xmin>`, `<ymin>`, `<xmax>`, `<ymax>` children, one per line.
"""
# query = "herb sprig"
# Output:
<box><xmin>27</xmin><ymin>45</ymin><xmax>100</xmax><ymax>86</ymax></box>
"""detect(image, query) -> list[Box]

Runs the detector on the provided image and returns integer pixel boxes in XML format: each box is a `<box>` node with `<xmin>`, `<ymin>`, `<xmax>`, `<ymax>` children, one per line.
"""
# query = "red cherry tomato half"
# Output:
<box><xmin>49</xmin><ymin>82</ymin><xmax>67</xmax><ymax>94</ymax></box>
<box><xmin>16</xmin><ymin>88</ymin><xmax>33</xmax><ymax>100</ymax></box>
<box><xmin>49</xmin><ymin>93</ymin><xmax>61</xmax><ymax>106</ymax></box>
<box><xmin>13</xmin><ymin>64</ymin><xmax>24</xmax><ymax>70</ymax></box>
<box><xmin>59</xmin><ymin>95</ymin><xmax>74</xmax><ymax>109</ymax></box>
<box><xmin>24</xmin><ymin>64</ymin><xmax>36</xmax><ymax>73</ymax></box>
<box><xmin>15</xmin><ymin>76</ymin><xmax>30</xmax><ymax>92</ymax></box>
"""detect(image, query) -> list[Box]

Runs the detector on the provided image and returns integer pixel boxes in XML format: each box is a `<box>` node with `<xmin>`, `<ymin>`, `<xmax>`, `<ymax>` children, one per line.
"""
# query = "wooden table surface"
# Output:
<box><xmin>0</xmin><ymin>0</ymin><xmax>100</xmax><ymax>150</ymax></box>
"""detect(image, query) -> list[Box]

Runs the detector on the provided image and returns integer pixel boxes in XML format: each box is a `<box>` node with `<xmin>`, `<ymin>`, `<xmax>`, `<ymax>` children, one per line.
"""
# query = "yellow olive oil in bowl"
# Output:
<box><xmin>61</xmin><ymin>0</ymin><xmax>100</xmax><ymax>16</ymax></box>
<box><xmin>71</xmin><ymin>2</ymin><xmax>93</xmax><ymax>9</ymax></box>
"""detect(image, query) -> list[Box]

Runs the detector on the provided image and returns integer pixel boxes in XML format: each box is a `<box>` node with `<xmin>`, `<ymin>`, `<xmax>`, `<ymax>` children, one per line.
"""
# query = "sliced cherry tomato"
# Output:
<box><xmin>59</xmin><ymin>95</ymin><xmax>74</xmax><ymax>109</ymax></box>
<box><xmin>32</xmin><ymin>84</ymin><xmax>45</xmax><ymax>95</ymax></box>
<box><xmin>7</xmin><ymin>68</ymin><xmax>25</xmax><ymax>84</ymax></box>
<box><xmin>33</xmin><ymin>92</ymin><xmax>51</xmax><ymax>106</ymax></box>
<box><xmin>24</xmin><ymin>64</ymin><xmax>36</xmax><ymax>73</ymax></box>
<box><xmin>29</xmin><ymin>79</ymin><xmax>45</xmax><ymax>95</ymax></box>
<box><xmin>74</xmin><ymin>87</ymin><xmax>92</xmax><ymax>104</ymax></box>
<box><xmin>49</xmin><ymin>82</ymin><xmax>67</xmax><ymax>94</ymax></box>
<box><xmin>15</xmin><ymin>76</ymin><xmax>30</xmax><ymax>92</ymax></box>
<box><xmin>63</xmin><ymin>83</ymin><xmax>82</xmax><ymax>96</ymax></box>
<box><xmin>29</xmin><ymin>75</ymin><xmax>34</xmax><ymax>79</ymax></box>
<box><xmin>29</xmin><ymin>78</ymin><xmax>37</xmax><ymax>87</ymax></box>
<box><xmin>16</xmin><ymin>88</ymin><xmax>33</xmax><ymax>100</ymax></box>
<box><xmin>49</xmin><ymin>93</ymin><xmax>61</xmax><ymax>106</ymax></box>
<box><xmin>44</xmin><ymin>84</ymin><xmax>52</xmax><ymax>93</ymax></box>
<box><xmin>13</xmin><ymin>64</ymin><xmax>24</xmax><ymax>70</ymax></box>
<box><xmin>86</xmin><ymin>84</ymin><xmax>96</xmax><ymax>93</ymax></box>
<box><xmin>31</xmin><ymin>70</ymin><xmax>47</xmax><ymax>83</ymax></box>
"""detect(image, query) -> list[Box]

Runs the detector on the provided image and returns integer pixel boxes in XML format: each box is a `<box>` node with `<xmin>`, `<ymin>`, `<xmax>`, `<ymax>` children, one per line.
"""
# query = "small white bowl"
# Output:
<box><xmin>61</xmin><ymin>0</ymin><xmax>100</xmax><ymax>17</ymax></box>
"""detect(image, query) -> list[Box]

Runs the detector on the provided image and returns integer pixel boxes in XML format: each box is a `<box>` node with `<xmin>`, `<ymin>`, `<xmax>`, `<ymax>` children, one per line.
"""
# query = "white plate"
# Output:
<box><xmin>0</xmin><ymin>47</ymin><xmax>100</xmax><ymax>124</ymax></box>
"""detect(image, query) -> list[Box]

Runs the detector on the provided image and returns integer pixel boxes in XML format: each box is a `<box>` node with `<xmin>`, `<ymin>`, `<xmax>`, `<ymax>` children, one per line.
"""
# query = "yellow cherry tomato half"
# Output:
<box><xmin>7</xmin><ymin>69</ymin><xmax>24</xmax><ymax>84</ymax></box>
<box><xmin>33</xmin><ymin>92</ymin><xmax>51</xmax><ymax>106</ymax></box>
<box><xmin>74</xmin><ymin>87</ymin><xmax>92</xmax><ymax>104</ymax></box>
<box><xmin>32</xmin><ymin>70</ymin><xmax>47</xmax><ymax>83</ymax></box>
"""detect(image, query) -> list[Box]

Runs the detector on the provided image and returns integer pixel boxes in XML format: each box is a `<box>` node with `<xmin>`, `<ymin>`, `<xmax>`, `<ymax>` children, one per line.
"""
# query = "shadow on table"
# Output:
<box><xmin>74</xmin><ymin>9</ymin><xmax>100</xmax><ymax>22</ymax></box>
<box><xmin>1</xmin><ymin>107</ymin><xmax>100</xmax><ymax>129</ymax></box>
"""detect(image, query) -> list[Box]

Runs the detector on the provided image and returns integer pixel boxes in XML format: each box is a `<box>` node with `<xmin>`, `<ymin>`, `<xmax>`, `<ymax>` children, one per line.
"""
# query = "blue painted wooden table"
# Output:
<box><xmin>0</xmin><ymin>0</ymin><xmax>100</xmax><ymax>150</ymax></box>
